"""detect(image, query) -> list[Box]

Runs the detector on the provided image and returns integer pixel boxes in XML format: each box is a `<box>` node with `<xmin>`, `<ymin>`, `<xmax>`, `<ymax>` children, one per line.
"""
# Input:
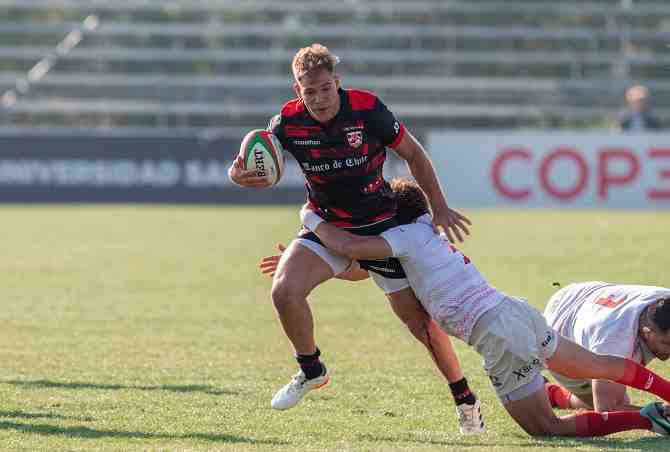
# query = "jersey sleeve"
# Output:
<box><xmin>368</xmin><ymin>96</ymin><xmax>405</xmax><ymax>149</ymax></box>
<box><xmin>380</xmin><ymin>227</ymin><xmax>411</xmax><ymax>258</ymax></box>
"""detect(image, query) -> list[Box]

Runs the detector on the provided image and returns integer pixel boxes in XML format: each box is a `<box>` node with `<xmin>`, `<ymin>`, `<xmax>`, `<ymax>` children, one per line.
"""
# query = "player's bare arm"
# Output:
<box><xmin>391</xmin><ymin>132</ymin><xmax>471</xmax><ymax>242</ymax></box>
<box><xmin>592</xmin><ymin>380</ymin><xmax>641</xmax><ymax>412</ymax></box>
<box><xmin>300</xmin><ymin>206</ymin><xmax>393</xmax><ymax>260</ymax></box>
<box><xmin>227</xmin><ymin>155</ymin><xmax>273</xmax><ymax>188</ymax></box>
<box><xmin>259</xmin><ymin>242</ymin><xmax>369</xmax><ymax>281</ymax></box>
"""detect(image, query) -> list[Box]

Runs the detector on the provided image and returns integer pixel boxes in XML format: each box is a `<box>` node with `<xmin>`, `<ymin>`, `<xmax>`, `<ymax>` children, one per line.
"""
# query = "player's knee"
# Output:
<box><xmin>532</xmin><ymin>416</ymin><xmax>564</xmax><ymax>437</ymax></box>
<box><xmin>271</xmin><ymin>280</ymin><xmax>306</xmax><ymax>311</ymax></box>
<box><xmin>513</xmin><ymin>409</ymin><xmax>562</xmax><ymax>437</ymax></box>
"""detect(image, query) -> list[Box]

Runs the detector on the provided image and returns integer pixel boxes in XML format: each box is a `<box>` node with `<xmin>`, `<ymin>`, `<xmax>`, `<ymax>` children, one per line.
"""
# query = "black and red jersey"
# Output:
<box><xmin>269</xmin><ymin>88</ymin><xmax>406</xmax><ymax>227</ymax></box>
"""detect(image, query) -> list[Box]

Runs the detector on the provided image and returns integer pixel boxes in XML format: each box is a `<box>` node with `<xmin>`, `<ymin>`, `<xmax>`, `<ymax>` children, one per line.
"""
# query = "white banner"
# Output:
<box><xmin>428</xmin><ymin>131</ymin><xmax>670</xmax><ymax>208</ymax></box>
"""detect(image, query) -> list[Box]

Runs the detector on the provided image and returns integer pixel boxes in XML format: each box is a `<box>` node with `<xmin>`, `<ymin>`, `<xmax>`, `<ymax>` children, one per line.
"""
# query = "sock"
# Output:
<box><xmin>449</xmin><ymin>377</ymin><xmax>477</xmax><ymax>406</ymax></box>
<box><xmin>616</xmin><ymin>359</ymin><xmax>670</xmax><ymax>403</ymax></box>
<box><xmin>296</xmin><ymin>347</ymin><xmax>325</xmax><ymax>380</ymax></box>
<box><xmin>545</xmin><ymin>383</ymin><xmax>573</xmax><ymax>409</ymax></box>
<box><xmin>574</xmin><ymin>411</ymin><xmax>652</xmax><ymax>437</ymax></box>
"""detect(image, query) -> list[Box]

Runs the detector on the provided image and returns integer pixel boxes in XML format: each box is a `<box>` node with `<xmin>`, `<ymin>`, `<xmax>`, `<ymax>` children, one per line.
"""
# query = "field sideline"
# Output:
<box><xmin>1</xmin><ymin>205</ymin><xmax>668</xmax><ymax>451</ymax></box>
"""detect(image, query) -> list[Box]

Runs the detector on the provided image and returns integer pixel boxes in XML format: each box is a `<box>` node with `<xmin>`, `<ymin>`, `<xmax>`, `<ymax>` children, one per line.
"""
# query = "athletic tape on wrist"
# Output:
<box><xmin>303</xmin><ymin>210</ymin><xmax>325</xmax><ymax>232</ymax></box>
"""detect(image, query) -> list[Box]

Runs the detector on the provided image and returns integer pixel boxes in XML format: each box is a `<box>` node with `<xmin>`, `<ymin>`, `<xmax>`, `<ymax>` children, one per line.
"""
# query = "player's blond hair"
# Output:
<box><xmin>292</xmin><ymin>43</ymin><xmax>339</xmax><ymax>81</ymax></box>
<box><xmin>390</xmin><ymin>178</ymin><xmax>431</xmax><ymax>225</ymax></box>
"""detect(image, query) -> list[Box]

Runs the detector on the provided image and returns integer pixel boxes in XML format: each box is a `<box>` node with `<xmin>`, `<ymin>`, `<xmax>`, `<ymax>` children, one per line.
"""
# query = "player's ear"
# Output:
<box><xmin>334</xmin><ymin>75</ymin><xmax>341</xmax><ymax>89</ymax></box>
<box><xmin>293</xmin><ymin>82</ymin><xmax>302</xmax><ymax>99</ymax></box>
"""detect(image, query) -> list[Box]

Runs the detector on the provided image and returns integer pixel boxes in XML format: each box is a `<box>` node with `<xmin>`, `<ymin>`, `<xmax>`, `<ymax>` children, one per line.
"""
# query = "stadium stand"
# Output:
<box><xmin>0</xmin><ymin>0</ymin><xmax>668</xmax><ymax>137</ymax></box>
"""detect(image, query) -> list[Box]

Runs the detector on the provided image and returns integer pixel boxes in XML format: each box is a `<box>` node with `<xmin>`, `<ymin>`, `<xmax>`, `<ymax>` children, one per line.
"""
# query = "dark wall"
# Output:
<box><xmin>0</xmin><ymin>135</ymin><xmax>305</xmax><ymax>204</ymax></box>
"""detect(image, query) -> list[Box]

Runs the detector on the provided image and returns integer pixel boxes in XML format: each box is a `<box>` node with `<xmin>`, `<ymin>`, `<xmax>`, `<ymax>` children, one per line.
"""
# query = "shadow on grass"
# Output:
<box><xmin>0</xmin><ymin>420</ymin><xmax>286</xmax><ymax>445</ymax></box>
<box><xmin>0</xmin><ymin>410</ymin><xmax>94</xmax><ymax>422</ymax></box>
<box><xmin>3</xmin><ymin>379</ymin><xmax>236</xmax><ymax>396</ymax></box>
<box><xmin>542</xmin><ymin>436</ymin><xmax>667</xmax><ymax>451</ymax></box>
<box><xmin>358</xmin><ymin>433</ymin><xmax>666</xmax><ymax>450</ymax></box>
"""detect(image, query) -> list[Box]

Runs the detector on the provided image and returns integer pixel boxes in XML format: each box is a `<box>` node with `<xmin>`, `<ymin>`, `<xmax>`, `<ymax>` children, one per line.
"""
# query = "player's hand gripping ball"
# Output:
<box><xmin>239</xmin><ymin>129</ymin><xmax>285</xmax><ymax>186</ymax></box>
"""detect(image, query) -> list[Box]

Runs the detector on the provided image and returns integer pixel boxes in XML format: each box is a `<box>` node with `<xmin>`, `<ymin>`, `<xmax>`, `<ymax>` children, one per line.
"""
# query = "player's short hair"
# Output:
<box><xmin>292</xmin><ymin>43</ymin><xmax>339</xmax><ymax>82</ymax></box>
<box><xmin>390</xmin><ymin>178</ymin><xmax>430</xmax><ymax>225</ymax></box>
<box><xmin>651</xmin><ymin>297</ymin><xmax>670</xmax><ymax>333</ymax></box>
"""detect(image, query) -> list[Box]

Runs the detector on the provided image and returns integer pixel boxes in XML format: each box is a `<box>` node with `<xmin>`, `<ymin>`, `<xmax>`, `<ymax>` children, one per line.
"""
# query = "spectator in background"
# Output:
<box><xmin>616</xmin><ymin>85</ymin><xmax>663</xmax><ymax>131</ymax></box>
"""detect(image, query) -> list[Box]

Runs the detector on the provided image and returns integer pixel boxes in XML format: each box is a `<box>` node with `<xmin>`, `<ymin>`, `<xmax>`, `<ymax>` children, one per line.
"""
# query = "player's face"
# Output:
<box><xmin>294</xmin><ymin>69</ymin><xmax>341</xmax><ymax>123</ymax></box>
<box><xmin>643</xmin><ymin>328</ymin><xmax>670</xmax><ymax>361</ymax></box>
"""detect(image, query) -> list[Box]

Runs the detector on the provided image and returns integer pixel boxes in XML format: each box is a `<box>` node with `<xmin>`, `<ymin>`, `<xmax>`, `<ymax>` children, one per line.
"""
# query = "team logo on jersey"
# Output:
<box><xmin>346</xmin><ymin>131</ymin><xmax>363</xmax><ymax>148</ymax></box>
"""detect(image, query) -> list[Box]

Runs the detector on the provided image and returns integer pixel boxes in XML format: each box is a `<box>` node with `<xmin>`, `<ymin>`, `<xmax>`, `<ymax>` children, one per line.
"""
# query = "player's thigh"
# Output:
<box><xmin>504</xmin><ymin>380</ymin><xmax>572</xmax><ymax>436</ymax></box>
<box><xmin>547</xmin><ymin>335</ymin><xmax>622</xmax><ymax>381</ymax></box>
<box><xmin>386</xmin><ymin>288</ymin><xmax>429</xmax><ymax>324</ymax></box>
<box><xmin>272</xmin><ymin>239</ymin><xmax>336</xmax><ymax>297</ymax></box>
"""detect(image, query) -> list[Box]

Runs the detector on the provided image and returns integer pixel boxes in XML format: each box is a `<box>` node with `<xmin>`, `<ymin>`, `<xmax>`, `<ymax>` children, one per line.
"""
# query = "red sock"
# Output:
<box><xmin>574</xmin><ymin>411</ymin><xmax>652</xmax><ymax>437</ymax></box>
<box><xmin>616</xmin><ymin>359</ymin><xmax>670</xmax><ymax>403</ymax></box>
<box><xmin>546</xmin><ymin>383</ymin><xmax>573</xmax><ymax>409</ymax></box>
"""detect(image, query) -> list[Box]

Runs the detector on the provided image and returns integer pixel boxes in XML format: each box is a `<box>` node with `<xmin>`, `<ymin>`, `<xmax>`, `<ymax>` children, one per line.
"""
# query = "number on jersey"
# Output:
<box><xmin>594</xmin><ymin>296</ymin><xmax>626</xmax><ymax>308</ymax></box>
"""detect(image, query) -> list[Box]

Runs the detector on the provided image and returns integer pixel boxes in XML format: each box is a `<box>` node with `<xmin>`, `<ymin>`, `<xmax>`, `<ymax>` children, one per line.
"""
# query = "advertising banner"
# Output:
<box><xmin>428</xmin><ymin>132</ymin><xmax>670</xmax><ymax>208</ymax></box>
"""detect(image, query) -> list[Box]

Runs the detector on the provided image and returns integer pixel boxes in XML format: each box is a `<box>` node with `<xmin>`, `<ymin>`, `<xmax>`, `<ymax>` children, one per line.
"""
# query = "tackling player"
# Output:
<box><xmin>288</xmin><ymin>178</ymin><xmax>670</xmax><ymax>437</ymax></box>
<box><xmin>228</xmin><ymin>44</ymin><xmax>481</xmax><ymax>433</ymax></box>
<box><xmin>543</xmin><ymin>282</ymin><xmax>670</xmax><ymax>413</ymax></box>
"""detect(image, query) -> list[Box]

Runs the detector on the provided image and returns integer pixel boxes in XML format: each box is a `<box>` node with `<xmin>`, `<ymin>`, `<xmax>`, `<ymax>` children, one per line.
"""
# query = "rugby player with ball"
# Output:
<box><xmin>229</xmin><ymin>43</ymin><xmax>483</xmax><ymax>434</ymax></box>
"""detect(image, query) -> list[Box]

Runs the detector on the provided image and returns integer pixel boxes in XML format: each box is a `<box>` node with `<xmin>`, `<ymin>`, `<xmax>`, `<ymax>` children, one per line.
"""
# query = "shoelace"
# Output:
<box><xmin>290</xmin><ymin>374</ymin><xmax>306</xmax><ymax>389</ymax></box>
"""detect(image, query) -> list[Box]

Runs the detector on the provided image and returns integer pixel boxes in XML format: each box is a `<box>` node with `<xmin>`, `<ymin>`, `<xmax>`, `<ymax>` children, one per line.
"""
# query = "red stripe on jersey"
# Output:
<box><xmin>369</xmin><ymin>212</ymin><xmax>395</xmax><ymax>222</ymax></box>
<box><xmin>310</xmin><ymin>175</ymin><xmax>327</xmax><ymax>184</ymax></box>
<box><xmin>389</xmin><ymin>123</ymin><xmax>406</xmax><ymax>149</ymax></box>
<box><xmin>368</xmin><ymin>152</ymin><xmax>386</xmax><ymax>171</ymax></box>
<box><xmin>347</xmin><ymin>89</ymin><xmax>377</xmax><ymax>111</ymax></box>
<box><xmin>281</xmin><ymin>98</ymin><xmax>306</xmax><ymax>117</ymax></box>
<box><xmin>329</xmin><ymin>212</ymin><xmax>395</xmax><ymax>228</ymax></box>
<box><xmin>328</xmin><ymin>206</ymin><xmax>353</xmax><ymax>219</ymax></box>
<box><xmin>285</xmin><ymin>125</ymin><xmax>321</xmax><ymax>137</ymax></box>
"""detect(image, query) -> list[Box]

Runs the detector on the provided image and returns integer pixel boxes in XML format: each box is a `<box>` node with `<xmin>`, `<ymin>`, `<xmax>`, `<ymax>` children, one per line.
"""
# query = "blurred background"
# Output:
<box><xmin>0</xmin><ymin>0</ymin><xmax>667</xmax><ymax>207</ymax></box>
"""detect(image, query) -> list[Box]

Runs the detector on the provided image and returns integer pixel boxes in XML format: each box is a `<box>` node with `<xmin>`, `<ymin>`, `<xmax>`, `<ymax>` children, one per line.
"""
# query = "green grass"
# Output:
<box><xmin>1</xmin><ymin>205</ymin><xmax>669</xmax><ymax>451</ymax></box>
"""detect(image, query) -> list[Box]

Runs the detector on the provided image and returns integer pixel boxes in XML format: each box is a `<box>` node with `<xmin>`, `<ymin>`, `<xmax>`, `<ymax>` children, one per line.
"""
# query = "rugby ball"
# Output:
<box><xmin>239</xmin><ymin>129</ymin><xmax>285</xmax><ymax>186</ymax></box>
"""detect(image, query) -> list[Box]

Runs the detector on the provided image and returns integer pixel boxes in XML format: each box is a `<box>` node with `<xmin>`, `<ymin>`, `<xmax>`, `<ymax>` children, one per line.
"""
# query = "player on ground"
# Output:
<box><xmin>227</xmin><ymin>43</ymin><xmax>482</xmax><ymax>432</ymax></box>
<box><xmin>287</xmin><ymin>178</ymin><xmax>670</xmax><ymax>437</ymax></box>
<box><xmin>543</xmin><ymin>282</ymin><xmax>670</xmax><ymax>414</ymax></box>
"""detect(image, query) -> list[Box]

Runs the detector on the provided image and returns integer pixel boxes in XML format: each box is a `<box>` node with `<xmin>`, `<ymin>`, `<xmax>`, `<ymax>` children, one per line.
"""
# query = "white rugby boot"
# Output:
<box><xmin>456</xmin><ymin>399</ymin><xmax>485</xmax><ymax>434</ymax></box>
<box><xmin>270</xmin><ymin>366</ymin><xmax>330</xmax><ymax>410</ymax></box>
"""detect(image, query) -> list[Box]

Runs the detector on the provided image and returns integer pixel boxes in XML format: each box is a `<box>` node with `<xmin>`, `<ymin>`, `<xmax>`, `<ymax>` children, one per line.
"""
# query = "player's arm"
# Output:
<box><xmin>592</xmin><ymin>380</ymin><xmax>641</xmax><ymax>412</ymax></box>
<box><xmin>391</xmin><ymin>132</ymin><xmax>471</xmax><ymax>243</ymax></box>
<box><xmin>300</xmin><ymin>207</ymin><xmax>393</xmax><ymax>261</ymax></box>
<box><xmin>259</xmin><ymin>243</ymin><xmax>370</xmax><ymax>281</ymax></box>
<box><xmin>336</xmin><ymin>261</ymin><xmax>370</xmax><ymax>281</ymax></box>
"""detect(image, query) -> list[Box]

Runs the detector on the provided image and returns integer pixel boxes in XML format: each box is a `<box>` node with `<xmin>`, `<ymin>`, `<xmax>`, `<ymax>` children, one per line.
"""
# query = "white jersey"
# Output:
<box><xmin>381</xmin><ymin>214</ymin><xmax>505</xmax><ymax>343</ymax></box>
<box><xmin>544</xmin><ymin>281</ymin><xmax>670</xmax><ymax>364</ymax></box>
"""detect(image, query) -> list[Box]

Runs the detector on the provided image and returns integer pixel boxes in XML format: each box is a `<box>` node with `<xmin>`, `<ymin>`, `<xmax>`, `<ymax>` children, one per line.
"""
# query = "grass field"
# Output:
<box><xmin>1</xmin><ymin>205</ymin><xmax>669</xmax><ymax>451</ymax></box>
